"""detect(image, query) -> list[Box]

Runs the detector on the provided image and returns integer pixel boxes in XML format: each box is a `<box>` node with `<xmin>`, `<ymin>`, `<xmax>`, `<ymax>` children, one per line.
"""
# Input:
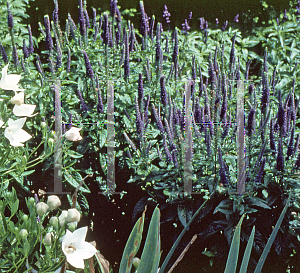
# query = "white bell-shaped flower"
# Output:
<box><xmin>4</xmin><ymin>118</ymin><xmax>32</xmax><ymax>146</ymax></box>
<box><xmin>0</xmin><ymin>64</ymin><xmax>25</xmax><ymax>91</ymax></box>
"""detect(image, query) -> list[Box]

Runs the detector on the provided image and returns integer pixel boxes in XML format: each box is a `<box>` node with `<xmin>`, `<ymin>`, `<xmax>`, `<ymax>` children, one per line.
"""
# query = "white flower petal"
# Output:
<box><xmin>66</xmin><ymin>252</ymin><xmax>85</xmax><ymax>269</ymax></box>
<box><xmin>0</xmin><ymin>64</ymin><xmax>25</xmax><ymax>91</ymax></box>
<box><xmin>74</xmin><ymin>241</ymin><xmax>97</xmax><ymax>260</ymax></box>
<box><xmin>65</xmin><ymin>127</ymin><xmax>82</xmax><ymax>141</ymax></box>
<box><xmin>4</xmin><ymin>118</ymin><xmax>31</xmax><ymax>146</ymax></box>
<box><xmin>62</xmin><ymin>226</ymin><xmax>96</xmax><ymax>269</ymax></box>
<box><xmin>11</xmin><ymin>91</ymin><xmax>25</xmax><ymax>105</ymax></box>
<box><xmin>7</xmin><ymin>117</ymin><xmax>26</xmax><ymax>131</ymax></box>
<box><xmin>12</xmin><ymin>129</ymin><xmax>32</xmax><ymax>143</ymax></box>
<box><xmin>71</xmin><ymin>226</ymin><xmax>87</xmax><ymax>243</ymax></box>
<box><xmin>13</xmin><ymin>104</ymin><xmax>36</xmax><ymax>117</ymax></box>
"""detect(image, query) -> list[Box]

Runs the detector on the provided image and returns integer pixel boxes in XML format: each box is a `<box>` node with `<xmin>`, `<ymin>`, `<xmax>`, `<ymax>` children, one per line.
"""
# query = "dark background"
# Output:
<box><xmin>26</xmin><ymin>0</ymin><xmax>291</xmax><ymax>37</ymax></box>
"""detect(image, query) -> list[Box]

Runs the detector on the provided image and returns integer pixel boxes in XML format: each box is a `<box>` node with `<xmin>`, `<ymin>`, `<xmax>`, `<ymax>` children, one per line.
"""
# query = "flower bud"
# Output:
<box><xmin>49</xmin><ymin>216</ymin><xmax>59</xmax><ymax>227</ymax></box>
<box><xmin>67</xmin><ymin>222</ymin><xmax>76</xmax><ymax>232</ymax></box>
<box><xmin>65</xmin><ymin>127</ymin><xmax>82</xmax><ymax>141</ymax></box>
<box><xmin>48</xmin><ymin>138</ymin><xmax>54</xmax><ymax>148</ymax></box>
<box><xmin>47</xmin><ymin>195</ymin><xmax>61</xmax><ymax>211</ymax></box>
<box><xmin>22</xmin><ymin>214</ymin><xmax>28</xmax><ymax>221</ymax></box>
<box><xmin>11</xmin><ymin>92</ymin><xmax>25</xmax><ymax>106</ymax></box>
<box><xmin>36</xmin><ymin>202</ymin><xmax>49</xmax><ymax>217</ymax></box>
<box><xmin>28</xmin><ymin>197</ymin><xmax>35</xmax><ymax>204</ymax></box>
<box><xmin>66</xmin><ymin>208</ymin><xmax>81</xmax><ymax>223</ymax></box>
<box><xmin>44</xmin><ymin>232</ymin><xmax>52</xmax><ymax>246</ymax></box>
<box><xmin>133</xmin><ymin>257</ymin><xmax>140</xmax><ymax>268</ymax></box>
<box><xmin>19</xmin><ymin>229</ymin><xmax>28</xmax><ymax>239</ymax></box>
<box><xmin>59</xmin><ymin>210</ymin><xmax>68</xmax><ymax>226</ymax></box>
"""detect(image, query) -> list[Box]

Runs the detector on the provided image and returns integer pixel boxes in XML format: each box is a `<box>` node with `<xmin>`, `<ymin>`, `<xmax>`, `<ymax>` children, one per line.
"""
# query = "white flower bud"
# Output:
<box><xmin>65</xmin><ymin>127</ymin><xmax>82</xmax><ymax>141</ymax></box>
<box><xmin>133</xmin><ymin>257</ymin><xmax>140</xmax><ymax>268</ymax></box>
<box><xmin>66</xmin><ymin>208</ymin><xmax>81</xmax><ymax>224</ymax></box>
<box><xmin>11</xmin><ymin>91</ymin><xmax>24</xmax><ymax>105</ymax></box>
<box><xmin>68</xmin><ymin>222</ymin><xmax>76</xmax><ymax>232</ymax></box>
<box><xmin>47</xmin><ymin>195</ymin><xmax>61</xmax><ymax>211</ymax></box>
<box><xmin>44</xmin><ymin>232</ymin><xmax>52</xmax><ymax>246</ymax></box>
<box><xmin>19</xmin><ymin>229</ymin><xmax>28</xmax><ymax>239</ymax></box>
<box><xmin>49</xmin><ymin>216</ymin><xmax>59</xmax><ymax>227</ymax></box>
<box><xmin>59</xmin><ymin>210</ymin><xmax>68</xmax><ymax>226</ymax></box>
<box><xmin>36</xmin><ymin>202</ymin><xmax>49</xmax><ymax>217</ymax></box>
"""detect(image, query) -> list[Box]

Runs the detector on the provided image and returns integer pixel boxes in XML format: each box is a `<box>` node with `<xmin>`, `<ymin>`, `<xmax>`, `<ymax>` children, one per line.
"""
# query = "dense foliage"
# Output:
<box><xmin>1</xmin><ymin>0</ymin><xmax>300</xmax><ymax>272</ymax></box>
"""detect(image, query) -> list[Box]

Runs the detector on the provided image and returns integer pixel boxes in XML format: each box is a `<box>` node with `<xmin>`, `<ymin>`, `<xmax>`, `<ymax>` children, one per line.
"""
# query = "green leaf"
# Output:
<box><xmin>137</xmin><ymin>206</ymin><xmax>161</xmax><ymax>273</ymax></box>
<box><xmin>239</xmin><ymin>226</ymin><xmax>255</xmax><ymax>273</ymax></box>
<box><xmin>224</xmin><ymin>214</ymin><xmax>245</xmax><ymax>273</ymax></box>
<box><xmin>177</xmin><ymin>204</ymin><xmax>193</xmax><ymax>229</ymax></box>
<box><xmin>10</xmin><ymin>200</ymin><xmax>19</xmax><ymax>218</ymax></box>
<box><xmin>254</xmin><ymin>192</ymin><xmax>292</xmax><ymax>273</ymax></box>
<box><xmin>119</xmin><ymin>208</ymin><xmax>146</xmax><ymax>273</ymax></box>
<box><xmin>160</xmin><ymin>191</ymin><xmax>215</xmax><ymax>272</ymax></box>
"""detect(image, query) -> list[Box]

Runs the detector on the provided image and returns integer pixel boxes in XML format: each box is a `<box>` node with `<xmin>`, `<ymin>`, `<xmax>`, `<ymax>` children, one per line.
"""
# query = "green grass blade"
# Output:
<box><xmin>254</xmin><ymin>192</ymin><xmax>292</xmax><ymax>273</ymax></box>
<box><xmin>119</xmin><ymin>207</ymin><xmax>146</xmax><ymax>273</ymax></box>
<box><xmin>224</xmin><ymin>214</ymin><xmax>245</xmax><ymax>273</ymax></box>
<box><xmin>239</xmin><ymin>225</ymin><xmax>255</xmax><ymax>273</ymax></box>
<box><xmin>159</xmin><ymin>191</ymin><xmax>215</xmax><ymax>273</ymax></box>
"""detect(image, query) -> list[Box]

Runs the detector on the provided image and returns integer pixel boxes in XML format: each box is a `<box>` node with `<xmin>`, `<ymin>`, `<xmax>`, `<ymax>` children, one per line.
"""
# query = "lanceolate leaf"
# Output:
<box><xmin>119</xmin><ymin>207</ymin><xmax>146</xmax><ymax>273</ymax></box>
<box><xmin>254</xmin><ymin>192</ymin><xmax>292</xmax><ymax>273</ymax></box>
<box><xmin>137</xmin><ymin>206</ymin><xmax>161</xmax><ymax>273</ymax></box>
<box><xmin>224</xmin><ymin>214</ymin><xmax>245</xmax><ymax>273</ymax></box>
<box><xmin>239</xmin><ymin>226</ymin><xmax>255</xmax><ymax>273</ymax></box>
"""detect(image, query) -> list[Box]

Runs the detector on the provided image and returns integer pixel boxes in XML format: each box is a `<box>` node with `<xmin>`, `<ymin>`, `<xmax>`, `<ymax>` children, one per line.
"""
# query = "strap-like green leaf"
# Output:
<box><xmin>119</xmin><ymin>207</ymin><xmax>146</xmax><ymax>273</ymax></box>
<box><xmin>137</xmin><ymin>206</ymin><xmax>160</xmax><ymax>273</ymax></box>
<box><xmin>254</xmin><ymin>192</ymin><xmax>291</xmax><ymax>273</ymax></box>
<box><xmin>224</xmin><ymin>214</ymin><xmax>245</xmax><ymax>273</ymax></box>
<box><xmin>239</xmin><ymin>225</ymin><xmax>255</xmax><ymax>273</ymax></box>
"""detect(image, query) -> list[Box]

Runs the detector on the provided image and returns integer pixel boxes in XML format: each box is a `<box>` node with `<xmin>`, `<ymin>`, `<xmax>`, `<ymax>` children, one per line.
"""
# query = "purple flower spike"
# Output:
<box><xmin>84</xmin><ymin>8</ymin><xmax>90</xmax><ymax>29</ymax></box>
<box><xmin>35</xmin><ymin>55</ymin><xmax>44</xmax><ymax>76</ymax></box>
<box><xmin>124</xmin><ymin>30</ymin><xmax>130</xmax><ymax>81</ymax></box>
<box><xmin>163</xmin><ymin>134</ymin><xmax>172</xmax><ymax>162</ymax></box>
<box><xmin>163</xmin><ymin>5</ymin><xmax>171</xmax><ymax>24</ymax></box>
<box><xmin>135</xmin><ymin>96</ymin><xmax>144</xmax><ymax>139</ymax></box>
<box><xmin>181</xmin><ymin>19</ymin><xmax>190</xmax><ymax>34</ymax></box>
<box><xmin>152</xmin><ymin>104</ymin><xmax>165</xmax><ymax>134</ymax></box>
<box><xmin>138</xmin><ymin>73</ymin><xmax>144</xmax><ymax>102</ymax></box>
<box><xmin>270</xmin><ymin>119</ymin><xmax>276</xmax><ymax>152</ymax></box>
<box><xmin>199</xmin><ymin>17</ymin><xmax>205</xmax><ymax>30</ymax></box>
<box><xmin>218</xmin><ymin>148</ymin><xmax>229</xmax><ymax>186</ymax></box>
<box><xmin>188</xmin><ymin>12</ymin><xmax>192</xmax><ymax>21</ymax></box>
<box><xmin>172</xmin><ymin>28</ymin><xmax>178</xmax><ymax>63</ymax></box>
<box><xmin>276</xmin><ymin>138</ymin><xmax>284</xmax><ymax>171</ymax></box>
<box><xmin>44</xmin><ymin>15</ymin><xmax>53</xmax><ymax>51</ymax></box>
<box><xmin>234</xmin><ymin>14</ymin><xmax>239</xmax><ymax>23</ymax></box>
<box><xmin>215</xmin><ymin>18</ymin><xmax>219</xmax><ymax>25</ymax></box>
<box><xmin>82</xmin><ymin>50</ymin><xmax>94</xmax><ymax>79</ymax></box>
<box><xmin>77</xmin><ymin>89</ymin><xmax>88</xmax><ymax>112</ymax></box>
<box><xmin>12</xmin><ymin>45</ymin><xmax>19</xmax><ymax>67</ymax></box>
<box><xmin>28</xmin><ymin>25</ymin><xmax>34</xmax><ymax>54</ymax></box>
<box><xmin>160</xmin><ymin>76</ymin><xmax>168</xmax><ymax>107</ymax></box>
<box><xmin>287</xmin><ymin>126</ymin><xmax>295</xmax><ymax>157</ymax></box>
<box><xmin>7</xmin><ymin>3</ymin><xmax>14</xmax><ymax>29</ymax></box>
<box><xmin>0</xmin><ymin>42</ymin><xmax>8</xmax><ymax>63</ymax></box>
<box><xmin>140</xmin><ymin>1</ymin><xmax>149</xmax><ymax>38</ymax></box>
<box><xmin>222</xmin><ymin>20</ymin><xmax>228</xmax><ymax>31</ymax></box>
<box><xmin>22</xmin><ymin>39</ymin><xmax>29</xmax><ymax>59</ymax></box>
<box><xmin>53</xmin><ymin>0</ymin><xmax>59</xmax><ymax>24</ymax></box>
<box><xmin>246</xmin><ymin>108</ymin><xmax>256</xmax><ymax>136</ymax></box>
<box><xmin>78</xmin><ymin>0</ymin><xmax>86</xmax><ymax>37</ymax></box>
<box><xmin>66</xmin><ymin>47</ymin><xmax>71</xmax><ymax>73</ymax></box>
<box><xmin>255</xmin><ymin>157</ymin><xmax>266</xmax><ymax>184</ymax></box>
